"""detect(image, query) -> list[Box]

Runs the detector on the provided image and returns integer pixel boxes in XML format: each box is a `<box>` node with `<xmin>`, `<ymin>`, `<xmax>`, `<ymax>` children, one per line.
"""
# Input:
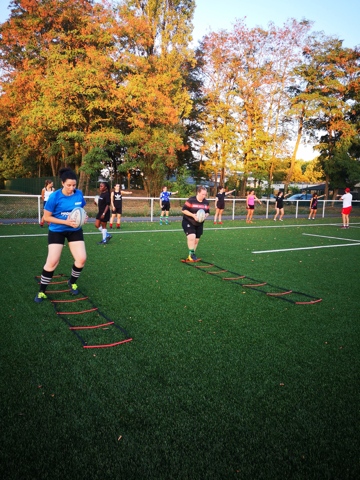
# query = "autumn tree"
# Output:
<box><xmin>197</xmin><ymin>19</ymin><xmax>312</xmax><ymax>195</ymax></box>
<box><xmin>0</xmin><ymin>0</ymin><xmax>127</xmax><ymax>192</ymax></box>
<box><xmin>195</xmin><ymin>32</ymin><xmax>240</xmax><ymax>189</ymax></box>
<box><xmin>111</xmin><ymin>0</ymin><xmax>195</xmax><ymax>196</ymax></box>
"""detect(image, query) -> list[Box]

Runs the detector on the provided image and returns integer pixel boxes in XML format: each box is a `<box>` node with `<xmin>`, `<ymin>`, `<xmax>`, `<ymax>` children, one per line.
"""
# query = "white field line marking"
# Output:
<box><xmin>302</xmin><ymin>233</ymin><xmax>360</xmax><ymax>243</ymax></box>
<box><xmin>0</xmin><ymin>229</ymin><xmax>181</xmax><ymax>239</ymax></box>
<box><xmin>1</xmin><ymin>221</ymin><xmax>360</xmax><ymax>239</ymax></box>
<box><xmin>253</xmin><ymin>243</ymin><xmax>360</xmax><ymax>254</ymax></box>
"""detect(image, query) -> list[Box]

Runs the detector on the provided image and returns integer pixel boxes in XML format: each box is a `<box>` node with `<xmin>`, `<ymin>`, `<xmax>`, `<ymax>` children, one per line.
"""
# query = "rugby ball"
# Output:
<box><xmin>196</xmin><ymin>209</ymin><xmax>206</xmax><ymax>223</ymax></box>
<box><xmin>94</xmin><ymin>195</ymin><xmax>99</xmax><ymax>205</ymax></box>
<box><xmin>69</xmin><ymin>207</ymin><xmax>86</xmax><ymax>228</ymax></box>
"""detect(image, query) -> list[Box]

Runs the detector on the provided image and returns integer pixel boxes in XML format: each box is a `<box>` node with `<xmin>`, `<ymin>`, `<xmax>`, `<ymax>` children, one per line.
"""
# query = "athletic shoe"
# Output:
<box><xmin>116</xmin><ymin>224</ymin><xmax>120</xmax><ymax>229</ymax></box>
<box><xmin>219</xmin><ymin>222</ymin><xmax>223</xmax><ymax>224</ymax></box>
<box><xmin>274</xmin><ymin>219</ymin><xmax>276</xmax><ymax>221</ymax></box>
<box><xmin>97</xmin><ymin>239</ymin><xmax>108</xmax><ymax>244</ymax></box>
<box><xmin>341</xmin><ymin>226</ymin><xmax>347</xmax><ymax>229</ymax></box>
<box><xmin>34</xmin><ymin>292</ymin><xmax>47</xmax><ymax>303</ymax></box>
<box><xmin>279</xmin><ymin>219</ymin><xmax>283</xmax><ymax>221</ymax></box>
<box><xmin>106</xmin><ymin>234</ymin><xmax>112</xmax><ymax>241</ymax></box>
<box><xmin>187</xmin><ymin>253</ymin><xmax>198</xmax><ymax>262</ymax></box>
<box><xmin>109</xmin><ymin>224</ymin><xmax>113</xmax><ymax>229</ymax></box>
<box><xmin>214</xmin><ymin>222</ymin><xmax>217</xmax><ymax>224</ymax></box>
<box><xmin>68</xmin><ymin>280</ymin><xmax>79</xmax><ymax>295</ymax></box>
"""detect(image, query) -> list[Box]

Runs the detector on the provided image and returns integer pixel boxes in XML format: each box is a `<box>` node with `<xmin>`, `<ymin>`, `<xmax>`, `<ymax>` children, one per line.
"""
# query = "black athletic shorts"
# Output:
<box><xmin>182</xmin><ymin>219</ymin><xmax>203</xmax><ymax>239</ymax></box>
<box><xmin>112</xmin><ymin>206</ymin><xmax>122</xmax><ymax>214</ymax></box>
<box><xmin>48</xmin><ymin>229</ymin><xmax>84</xmax><ymax>245</ymax></box>
<box><xmin>161</xmin><ymin>201</ymin><xmax>170</xmax><ymax>212</ymax></box>
<box><xmin>96</xmin><ymin>211</ymin><xmax>111</xmax><ymax>222</ymax></box>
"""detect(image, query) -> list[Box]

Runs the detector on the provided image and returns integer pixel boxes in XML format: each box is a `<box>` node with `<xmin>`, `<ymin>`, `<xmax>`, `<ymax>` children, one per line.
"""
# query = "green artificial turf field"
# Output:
<box><xmin>1</xmin><ymin>218</ymin><xmax>359</xmax><ymax>479</ymax></box>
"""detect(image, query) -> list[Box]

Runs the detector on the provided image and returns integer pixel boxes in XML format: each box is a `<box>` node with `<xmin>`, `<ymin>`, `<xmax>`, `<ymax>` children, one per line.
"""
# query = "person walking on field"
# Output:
<box><xmin>246</xmin><ymin>190</ymin><xmax>262</xmax><ymax>223</ymax></box>
<box><xmin>273</xmin><ymin>191</ymin><xmax>285</xmax><ymax>221</ymax></box>
<box><xmin>309</xmin><ymin>193</ymin><xmax>319</xmax><ymax>220</ymax></box>
<box><xmin>339</xmin><ymin>188</ymin><xmax>353</xmax><ymax>228</ymax></box>
<box><xmin>40</xmin><ymin>179</ymin><xmax>55</xmax><ymax>227</ymax></box>
<box><xmin>95</xmin><ymin>182</ymin><xmax>112</xmax><ymax>244</ymax></box>
<box><xmin>34</xmin><ymin>168</ymin><xmax>87</xmax><ymax>303</ymax></box>
<box><xmin>109</xmin><ymin>184</ymin><xmax>132</xmax><ymax>229</ymax></box>
<box><xmin>214</xmin><ymin>186</ymin><xmax>235</xmax><ymax>224</ymax></box>
<box><xmin>182</xmin><ymin>186</ymin><xmax>210</xmax><ymax>262</ymax></box>
<box><xmin>159</xmin><ymin>186</ymin><xmax>178</xmax><ymax>225</ymax></box>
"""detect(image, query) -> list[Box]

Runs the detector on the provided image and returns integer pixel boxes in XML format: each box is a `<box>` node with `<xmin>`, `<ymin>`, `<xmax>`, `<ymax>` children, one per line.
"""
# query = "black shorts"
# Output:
<box><xmin>216</xmin><ymin>203</ymin><xmax>225</xmax><ymax>210</ymax></box>
<box><xmin>96</xmin><ymin>211</ymin><xmax>110</xmax><ymax>222</ymax></box>
<box><xmin>161</xmin><ymin>201</ymin><xmax>170</xmax><ymax>212</ymax></box>
<box><xmin>112</xmin><ymin>206</ymin><xmax>122</xmax><ymax>214</ymax></box>
<box><xmin>182</xmin><ymin>219</ymin><xmax>204</xmax><ymax>239</ymax></box>
<box><xmin>48</xmin><ymin>229</ymin><xmax>84</xmax><ymax>245</ymax></box>
<box><xmin>248</xmin><ymin>205</ymin><xmax>254</xmax><ymax>210</ymax></box>
<box><xmin>311</xmin><ymin>205</ymin><xmax>317</xmax><ymax>210</ymax></box>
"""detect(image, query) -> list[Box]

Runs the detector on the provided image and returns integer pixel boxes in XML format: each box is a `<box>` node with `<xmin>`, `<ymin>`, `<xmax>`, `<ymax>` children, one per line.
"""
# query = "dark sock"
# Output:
<box><xmin>39</xmin><ymin>269</ymin><xmax>54</xmax><ymax>293</ymax></box>
<box><xmin>70</xmin><ymin>264</ymin><xmax>83</xmax><ymax>284</ymax></box>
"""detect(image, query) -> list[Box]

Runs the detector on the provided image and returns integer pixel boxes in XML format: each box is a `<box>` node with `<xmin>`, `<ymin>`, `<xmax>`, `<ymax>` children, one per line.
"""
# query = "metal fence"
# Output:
<box><xmin>0</xmin><ymin>194</ymin><xmax>359</xmax><ymax>223</ymax></box>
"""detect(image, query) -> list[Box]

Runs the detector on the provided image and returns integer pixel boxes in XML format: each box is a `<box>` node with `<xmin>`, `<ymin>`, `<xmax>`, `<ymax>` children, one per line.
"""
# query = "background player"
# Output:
<box><xmin>339</xmin><ymin>188</ymin><xmax>353</xmax><ymax>228</ymax></box>
<box><xmin>214</xmin><ymin>186</ymin><xmax>235</xmax><ymax>224</ymax></box>
<box><xmin>110</xmin><ymin>184</ymin><xmax>132</xmax><ymax>229</ymax></box>
<box><xmin>40</xmin><ymin>179</ymin><xmax>55</xmax><ymax>227</ymax></box>
<box><xmin>274</xmin><ymin>191</ymin><xmax>284</xmax><ymax>221</ymax></box>
<box><xmin>309</xmin><ymin>193</ymin><xmax>318</xmax><ymax>220</ymax></box>
<box><xmin>246</xmin><ymin>190</ymin><xmax>262</xmax><ymax>223</ymax></box>
<box><xmin>159</xmin><ymin>186</ymin><xmax>178</xmax><ymax>225</ymax></box>
<box><xmin>95</xmin><ymin>182</ymin><xmax>112</xmax><ymax>244</ymax></box>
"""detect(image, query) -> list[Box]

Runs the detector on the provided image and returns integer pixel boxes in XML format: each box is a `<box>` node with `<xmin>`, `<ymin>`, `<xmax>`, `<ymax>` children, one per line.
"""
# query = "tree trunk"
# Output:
<box><xmin>324</xmin><ymin>173</ymin><xmax>330</xmax><ymax>200</ymax></box>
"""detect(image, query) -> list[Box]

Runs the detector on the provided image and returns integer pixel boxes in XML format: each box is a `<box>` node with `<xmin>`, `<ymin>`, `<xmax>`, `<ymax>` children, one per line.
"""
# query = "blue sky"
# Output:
<box><xmin>193</xmin><ymin>0</ymin><xmax>359</xmax><ymax>48</ymax></box>
<box><xmin>0</xmin><ymin>0</ymin><xmax>358</xmax><ymax>48</ymax></box>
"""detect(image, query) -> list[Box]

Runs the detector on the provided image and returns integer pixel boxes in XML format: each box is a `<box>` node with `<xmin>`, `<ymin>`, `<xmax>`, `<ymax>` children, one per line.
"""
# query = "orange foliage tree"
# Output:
<box><xmin>111</xmin><ymin>0</ymin><xmax>195</xmax><ymax>196</ymax></box>
<box><xmin>0</xmin><ymin>0</ymin><xmax>196</xmax><ymax>195</ymax></box>
<box><xmin>0</xmin><ymin>0</ymin><xmax>122</xmax><ymax>191</ymax></box>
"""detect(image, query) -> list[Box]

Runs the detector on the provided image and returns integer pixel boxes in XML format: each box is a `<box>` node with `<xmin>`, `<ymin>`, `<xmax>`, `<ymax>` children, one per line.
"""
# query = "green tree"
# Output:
<box><xmin>290</xmin><ymin>35</ymin><xmax>360</xmax><ymax>197</ymax></box>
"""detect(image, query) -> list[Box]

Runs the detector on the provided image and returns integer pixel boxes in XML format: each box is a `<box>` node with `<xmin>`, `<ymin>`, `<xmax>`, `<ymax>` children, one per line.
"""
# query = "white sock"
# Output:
<box><xmin>98</xmin><ymin>226</ymin><xmax>103</xmax><ymax>232</ymax></box>
<box><xmin>102</xmin><ymin>228</ymin><xmax>107</xmax><ymax>240</ymax></box>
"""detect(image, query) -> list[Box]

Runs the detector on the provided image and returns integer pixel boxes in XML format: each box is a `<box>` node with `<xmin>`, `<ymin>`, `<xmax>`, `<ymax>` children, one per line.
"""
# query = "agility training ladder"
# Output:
<box><xmin>35</xmin><ymin>274</ymin><xmax>133</xmax><ymax>349</ymax></box>
<box><xmin>181</xmin><ymin>259</ymin><xmax>322</xmax><ymax>305</ymax></box>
